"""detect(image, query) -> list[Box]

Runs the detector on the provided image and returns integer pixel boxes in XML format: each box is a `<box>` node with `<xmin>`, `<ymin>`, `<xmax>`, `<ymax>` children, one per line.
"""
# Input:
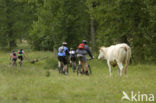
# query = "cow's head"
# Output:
<box><xmin>98</xmin><ymin>46</ymin><xmax>107</xmax><ymax>60</ymax></box>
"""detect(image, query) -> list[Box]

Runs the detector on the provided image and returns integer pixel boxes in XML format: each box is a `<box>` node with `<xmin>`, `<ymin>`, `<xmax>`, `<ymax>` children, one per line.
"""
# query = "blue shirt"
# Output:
<box><xmin>58</xmin><ymin>46</ymin><xmax>68</xmax><ymax>56</ymax></box>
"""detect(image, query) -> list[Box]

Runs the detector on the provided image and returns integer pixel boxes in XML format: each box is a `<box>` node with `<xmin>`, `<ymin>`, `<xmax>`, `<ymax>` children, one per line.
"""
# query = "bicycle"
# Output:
<box><xmin>10</xmin><ymin>59</ymin><xmax>17</xmax><ymax>67</ymax></box>
<box><xmin>58</xmin><ymin>62</ymin><xmax>69</xmax><ymax>75</ymax></box>
<box><xmin>19</xmin><ymin>59</ymin><xmax>23</xmax><ymax>67</ymax></box>
<box><xmin>12</xmin><ymin>60</ymin><xmax>17</xmax><ymax>66</ymax></box>
<box><xmin>77</xmin><ymin>58</ymin><xmax>92</xmax><ymax>76</ymax></box>
<box><xmin>58</xmin><ymin>62</ymin><xmax>64</xmax><ymax>74</ymax></box>
<box><xmin>70</xmin><ymin>60</ymin><xmax>76</xmax><ymax>72</ymax></box>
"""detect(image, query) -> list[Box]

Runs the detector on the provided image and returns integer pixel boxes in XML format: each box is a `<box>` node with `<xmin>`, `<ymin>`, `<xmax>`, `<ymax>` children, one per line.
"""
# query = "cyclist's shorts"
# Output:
<box><xmin>58</xmin><ymin>56</ymin><xmax>68</xmax><ymax>65</ymax></box>
<box><xmin>70</xmin><ymin>56</ymin><xmax>76</xmax><ymax>62</ymax></box>
<box><xmin>12</xmin><ymin>58</ymin><xmax>17</xmax><ymax>61</ymax></box>
<box><xmin>18</xmin><ymin>56</ymin><xmax>23</xmax><ymax>61</ymax></box>
<box><xmin>77</xmin><ymin>56</ymin><xmax>87</xmax><ymax>62</ymax></box>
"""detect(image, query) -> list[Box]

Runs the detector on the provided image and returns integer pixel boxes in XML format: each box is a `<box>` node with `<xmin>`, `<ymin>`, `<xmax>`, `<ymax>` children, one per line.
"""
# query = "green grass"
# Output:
<box><xmin>0</xmin><ymin>50</ymin><xmax>155</xmax><ymax>103</ymax></box>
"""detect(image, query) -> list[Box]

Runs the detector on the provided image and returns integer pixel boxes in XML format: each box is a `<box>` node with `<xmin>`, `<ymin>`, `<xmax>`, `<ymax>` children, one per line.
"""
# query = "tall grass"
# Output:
<box><xmin>0</xmin><ymin>50</ymin><xmax>155</xmax><ymax>103</ymax></box>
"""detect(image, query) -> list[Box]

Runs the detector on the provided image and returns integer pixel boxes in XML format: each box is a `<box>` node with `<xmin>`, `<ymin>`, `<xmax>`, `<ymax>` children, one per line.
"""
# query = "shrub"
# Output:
<box><xmin>44</xmin><ymin>57</ymin><xmax>58</xmax><ymax>70</ymax></box>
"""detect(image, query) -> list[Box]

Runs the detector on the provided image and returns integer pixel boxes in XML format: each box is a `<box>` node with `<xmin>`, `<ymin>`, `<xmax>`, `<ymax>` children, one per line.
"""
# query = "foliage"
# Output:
<box><xmin>29</xmin><ymin>0</ymin><xmax>90</xmax><ymax>50</ymax></box>
<box><xmin>44</xmin><ymin>57</ymin><xmax>58</xmax><ymax>70</ymax></box>
<box><xmin>0</xmin><ymin>0</ymin><xmax>36</xmax><ymax>49</ymax></box>
<box><xmin>90</xmin><ymin>0</ymin><xmax>156</xmax><ymax>63</ymax></box>
<box><xmin>0</xmin><ymin>0</ymin><xmax>155</xmax><ymax>62</ymax></box>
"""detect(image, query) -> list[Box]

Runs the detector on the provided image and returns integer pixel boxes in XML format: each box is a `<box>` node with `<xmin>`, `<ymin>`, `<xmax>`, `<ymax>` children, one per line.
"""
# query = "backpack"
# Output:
<box><xmin>59</xmin><ymin>46</ymin><xmax>65</xmax><ymax>53</ymax></box>
<box><xmin>12</xmin><ymin>53</ymin><xmax>17</xmax><ymax>59</ymax></box>
<box><xmin>13</xmin><ymin>53</ymin><xmax>16</xmax><ymax>56</ymax></box>
<box><xmin>19</xmin><ymin>50</ymin><xmax>23</xmax><ymax>54</ymax></box>
<box><xmin>78</xmin><ymin>43</ymin><xmax>84</xmax><ymax>49</ymax></box>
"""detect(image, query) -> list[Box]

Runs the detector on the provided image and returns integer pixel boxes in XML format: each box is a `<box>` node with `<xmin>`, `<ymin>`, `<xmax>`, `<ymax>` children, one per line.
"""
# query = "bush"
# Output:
<box><xmin>44</xmin><ymin>57</ymin><xmax>58</xmax><ymax>70</ymax></box>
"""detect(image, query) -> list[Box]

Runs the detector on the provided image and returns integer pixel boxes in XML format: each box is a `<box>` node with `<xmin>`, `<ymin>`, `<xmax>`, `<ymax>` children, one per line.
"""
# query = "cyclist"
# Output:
<box><xmin>69</xmin><ymin>48</ymin><xmax>77</xmax><ymax>72</ymax></box>
<box><xmin>57</xmin><ymin>42</ymin><xmax>69</xmax><ymax>75</ymax></box>
<box><xmin>10</xmin><ymin>51</ymin><xmax>17</xmax><ymax>66</ymax></box>
<box><xmin>76</xmin><ymin>40</ymin><xmax>94</xmax><ymax>75</ymax></box>
<box><xmin>17</xmin><ymin>49</ymin><xmax>24</xmax><ymax>65</ymax></box>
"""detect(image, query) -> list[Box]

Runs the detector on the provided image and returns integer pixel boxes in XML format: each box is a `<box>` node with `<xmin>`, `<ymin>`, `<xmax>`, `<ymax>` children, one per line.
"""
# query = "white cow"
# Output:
<box><xmin>98</xmin><ymin>43</ymin><xmax>131</xmax><ymax>76</ymax></box>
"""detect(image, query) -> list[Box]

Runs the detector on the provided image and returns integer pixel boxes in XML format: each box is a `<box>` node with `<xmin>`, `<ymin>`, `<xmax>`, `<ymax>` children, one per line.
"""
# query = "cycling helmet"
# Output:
<box><xmin>82</xmin><ymin>40</ymin><xmax>87</xmax><ymax>44</ymax></box>
<box><xmin>62</xmin><ymin>42</ymin><xmax>67</xmax><ymax>46</ymax></box>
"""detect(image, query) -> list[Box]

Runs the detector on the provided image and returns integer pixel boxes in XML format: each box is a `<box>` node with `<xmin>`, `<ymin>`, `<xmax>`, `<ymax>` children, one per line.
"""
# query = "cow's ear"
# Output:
<box><xmin>101</xmin><ymin>48</ymin><xmax>104</xmax><ymax>52</ymax></box>
<box><xmin>99</xmin><ymin>46</ymin><xmax>105</xmax><ymax>52</ymax></box>
<box><xmin>99</xmin><ymin>48</ymin><xmax>104</xmax><ymax>52</ymax></box>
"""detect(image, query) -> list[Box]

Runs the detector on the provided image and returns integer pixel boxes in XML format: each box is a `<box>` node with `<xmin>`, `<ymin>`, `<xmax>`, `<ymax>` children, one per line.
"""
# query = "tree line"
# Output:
<box><xmin>0</xmin><ymin>0</ymin><xmax>155</xmax><ymax>63</ymax></box>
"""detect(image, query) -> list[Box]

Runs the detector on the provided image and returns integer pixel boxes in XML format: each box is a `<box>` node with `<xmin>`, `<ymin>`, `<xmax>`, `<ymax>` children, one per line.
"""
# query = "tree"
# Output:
<box><xmin>90</xmin><ymin>0</ymin><xmax>155</xmax><ymax>63</ymax></box>
<box><xmin>0</xmin><ymin>0</ymin><xmax>37</xmax><ymax>49</ymax></box>
<box><xmin>29</xmin><ymin>0</ymin><xmax>90</xmax><ymax>50</ymax></box>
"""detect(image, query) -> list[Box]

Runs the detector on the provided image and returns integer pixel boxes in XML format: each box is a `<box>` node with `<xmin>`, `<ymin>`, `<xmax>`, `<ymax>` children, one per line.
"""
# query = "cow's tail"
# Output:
<box><xmin>124</xmin><ymin>45</ymin><xmax>131</xmax><ymax>75</ymax></box>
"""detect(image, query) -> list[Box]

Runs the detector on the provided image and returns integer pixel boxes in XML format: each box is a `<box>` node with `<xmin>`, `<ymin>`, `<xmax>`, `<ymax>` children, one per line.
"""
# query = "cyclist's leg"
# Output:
<box><xmin>18</xmin><ymin>56</ymin><xmax>21</xmax><ymax>63</ymax></box>
<box><xmin>64</xmin><ymin>64</ymin><xmax>67</xmax><ymax>72</ymax></box>
<box><xmin>19</xmin><ymin>59</ymin><xmax>22</xmax><ymax>66</ymax></box>
<box><xmin>70</xmin><ymin>58</ymin><xmax>72</xmax><ymax>67</ymax></box>
<box><xmin>78</xmin><ymin>57</ymin><xmax>83</xmax><ymax>65</ymax></box>
<box><xmin>20</xmin><ymin>56</ymin><xmax>23</xmax><ymax>66</ymax></box>
<box><xmin>71</xmin><ymin>57</ymin><xmax>76</xmax><ymax>71</ymax></box>
<box><xmin>77</xmin><ymin>58</ymin><xmax>81</xmax><ymax>73</ymax></box>
<box><xmin>11</xmin><ymin>58</ymin><xmax>13</xmax><ymax>66</ymax></box>
<box><xmin>61</xmin><ymin>61</ymin><xmax>64</xmax><ymax>73</ymax></box>
<box><xmin>58</xmin><ymin>56</ymin><xmax>63</xmax><ymax>68</ymax></box>
<box><xmin>18</xmin><ymin>57</ymin><xmax>20</xmax><ymax>64</ymax></box>
<box><xmin>79</xmin><ymin>58</ymin><xmax>84</xmax><ymax>73</ymax></box>
<box><xmin>58</xmin><ymin>56</ymin><xmax>64</xmax><ymax>73</ymax></box>
<box><xmin>21</xmin><ymin>56</ymin><xmax>23</xmax><ymax>64</ymax></box>
<box><xmin>85</xmin><ymin>61</ymin><xmax>88</xmax><ymax>70</ymax></box>
<box><xmin>13</xmin><ymin>59</ymin><xmax>16</xmax><ymax>66</ymax></box>
<box><xmin>63</xmin><ymin>56</ymin><xmax>68</xmax><ymax>74</ymax></box>
<box><xmin>84</xmin><ymin>61</ymin><xmax>89</xmax><ymax>74</ymax></box>
<box><xmin>18</xmin><ymin>56</ymin><xmax>23</xmax><ymax>67</ymax></box>
<box><xmin>73</xmin><ymin>57</ymin><xmax>76</xmax><ymax>67</ymax></box>
<box><xmin>73</xmin><ymin>61</ymin><xmax>76</xmax><ymax>68</ymax></box>
<box><xmin>58</xmin><ymin>61</ymin><xmax>61</xmax><ymax>68</ymax></box>
<box><xmin>70</xmin><ymin>60</ymin><xmax>73</xmax><ymax>71</ymax></box>
<box><xmin>12</xmin><ymin>60</ymin><xmax>15</xmax><ymax>66</ymax></box>
<box><xmin>15</xmin><ymin>59</ymin><xmax>17</xmax><ymax>66</ymax></box>
<box><xmin>84</xmin><ymin>57</ymin><xmax>89</xmax><ymax>74</ymax></box>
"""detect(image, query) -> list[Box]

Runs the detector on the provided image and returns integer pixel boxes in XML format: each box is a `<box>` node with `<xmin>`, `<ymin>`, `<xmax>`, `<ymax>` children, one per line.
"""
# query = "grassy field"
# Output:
<box><xmin>0</xmin><ymin>50</ymin><xmax>155</xmax><ymax>103</ymax></box>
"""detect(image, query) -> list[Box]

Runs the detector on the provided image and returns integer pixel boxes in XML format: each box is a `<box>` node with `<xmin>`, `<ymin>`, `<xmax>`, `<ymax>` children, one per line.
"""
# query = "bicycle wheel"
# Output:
<box><xmin>58</xmin><ymin>66</ymin><xmax>61</xmax><ymax>74</ymax></box>
<box><xmin>19</xmin><ymin>61</ymin><xmax>22</xmax><ymax>67</ymax></box>
<box><xmin>58</xmin><ymin>65</ymin><xmax>63</xmax><ymax>74</ymax></box>
<box><xmin>67</xmin><ymin>65</ymin><xmax>69</xmax><ymax>73</ymax></box>
<box><xmin>13</xmin><ymin>61</ymin><xmax>17</xmax><ymax>66</ymax></box>
<box><xmin>72</xmin><ymin>65</ymin><xmax>76</xmax><ymax>72</ymax></box>
<box><xmin>71</xmin><ymin>62</ymin><xmax>76</xmax><ymax>72</ymax></box>
<box><xmin>77</xmin><ymin>65</ymin><xmax>82</xmax><ymax>76</ymax></box>
<box><xmin>88</xmin><ymin>65</ymin><xmax>92</xmax><ymax>75</ymax></box>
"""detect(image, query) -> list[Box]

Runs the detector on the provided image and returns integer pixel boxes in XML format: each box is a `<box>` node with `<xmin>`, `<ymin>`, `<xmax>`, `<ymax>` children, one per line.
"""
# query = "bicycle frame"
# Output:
<box><xmin>70</xmin><ymin>60</ymin><xmax>76</xmax><ymax>72</ymax></box>
<box><xmin>58</xmin><ymin>62</ymin><xmax>64</xmax><ymax>74</ymax></box>
<box><xmin>77</xmin><ymin>58</ymin><xmax>93</xmax><ymax>75</ymax></box>
<box><xmin>58</xmin><ymin>61</ymin><xmax>68</xmax><ymax>74</ymax></box>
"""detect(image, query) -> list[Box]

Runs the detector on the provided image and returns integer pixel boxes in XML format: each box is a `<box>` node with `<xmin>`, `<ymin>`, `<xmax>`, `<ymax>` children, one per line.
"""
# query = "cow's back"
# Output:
<box><xmin>106</xmin><ymin>43</ymin><xmax>129</xmax><ymax>63</ymax></box>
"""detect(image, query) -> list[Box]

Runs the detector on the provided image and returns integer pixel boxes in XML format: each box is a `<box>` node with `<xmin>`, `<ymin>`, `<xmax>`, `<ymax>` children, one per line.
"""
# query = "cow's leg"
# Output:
<box><xmin>124</xmin><ymin>63</ymin><xmax>128</xmax><ymax>75</ymax></box>
<box><xmin>124</xmin><ymin>61</ymin><xmax>128</xmax><ymax>75</ymax></box>
<box><xmin>107</xmin><ymin>60</ymin><xmax>112</xmax><ymax>76</ymax></box>
<box><xmin>117</xmin><ymin>63</ymin><xmax>123</xmax><ymax>76</ymax></box>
